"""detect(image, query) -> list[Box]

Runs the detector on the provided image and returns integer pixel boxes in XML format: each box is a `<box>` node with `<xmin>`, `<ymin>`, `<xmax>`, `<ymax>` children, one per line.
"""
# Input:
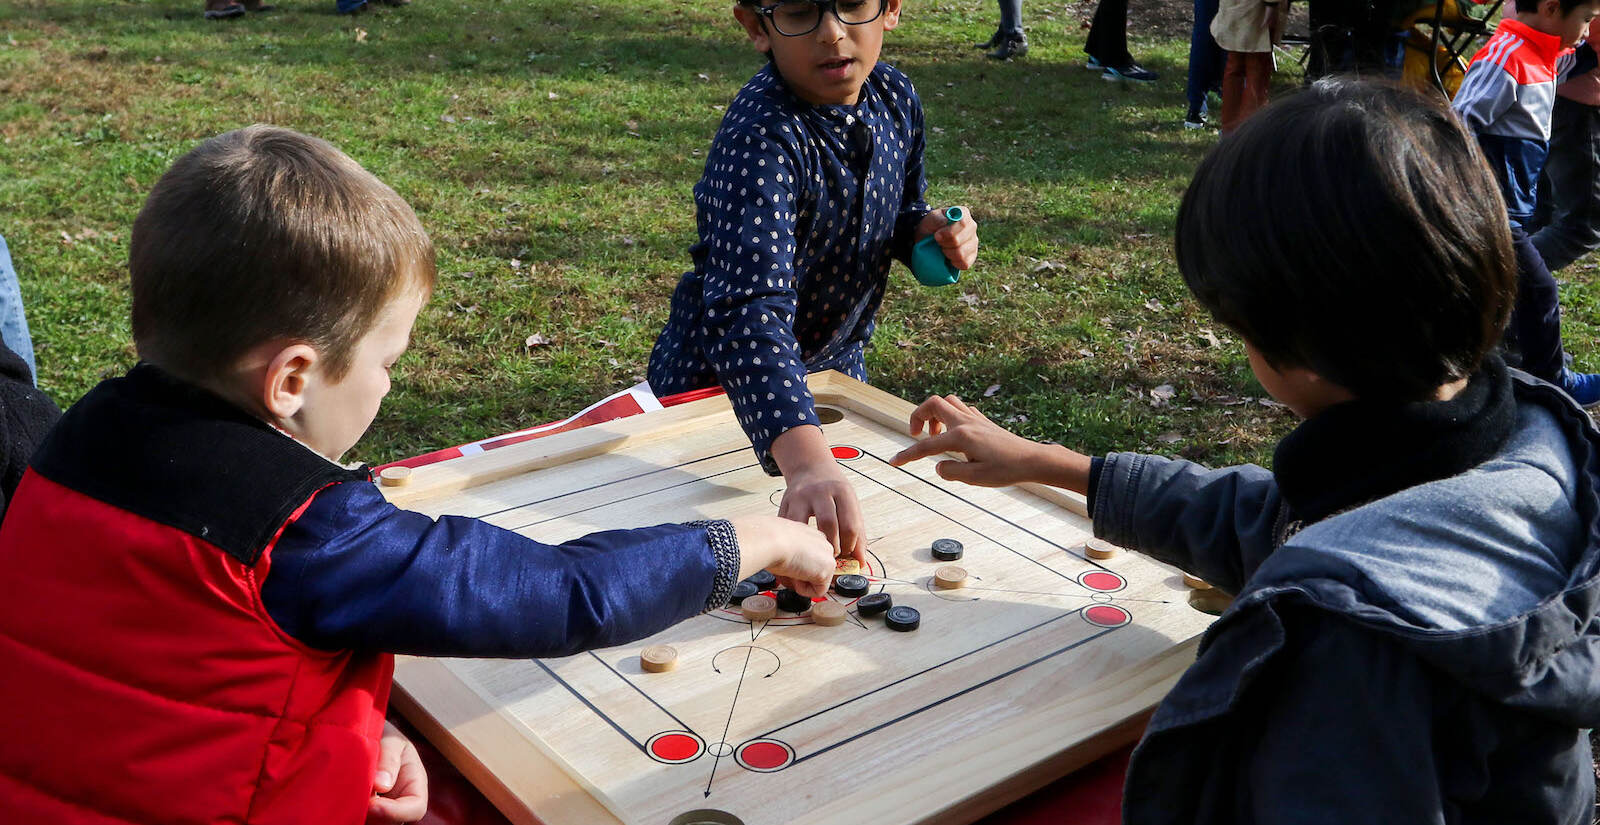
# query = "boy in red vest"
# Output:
<box><xmin>0</xmin><ymin>126</ymin><xmax>836</xmax><ymax>824</ymax></box>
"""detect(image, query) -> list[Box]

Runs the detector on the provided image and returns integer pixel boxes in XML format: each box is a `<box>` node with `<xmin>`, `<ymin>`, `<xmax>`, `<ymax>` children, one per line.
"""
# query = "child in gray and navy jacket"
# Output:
<box><xmin>894</xmin><ymin>80</ymin><xmax>1600</xmax><ymax>824</ymax></box>
<box><xmin>1453</xmin><ymin>0</ymin><xmax>1600</xmax><ymax>406</ymax></box>
<box><xmin>649</xmin><ymin>0</ymin><xmax>979</xmax><ymax>564</ymax></box>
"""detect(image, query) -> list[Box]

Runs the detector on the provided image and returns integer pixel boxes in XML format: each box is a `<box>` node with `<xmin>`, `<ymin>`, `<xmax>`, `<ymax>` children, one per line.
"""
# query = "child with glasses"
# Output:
<box><xmin>649</xmin><ymin>0</ymin><xmax>979</xmax><ymax>563</ymax></box>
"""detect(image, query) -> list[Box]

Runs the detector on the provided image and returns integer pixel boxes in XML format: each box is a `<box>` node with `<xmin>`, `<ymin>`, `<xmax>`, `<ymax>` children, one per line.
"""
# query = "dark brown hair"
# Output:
<box><xmin>130</xmin><ymin>125</ymin><xmax>435</xmax><ymax>385</ymax></box>
<box><xmin>1175</xmin><ymin>78</ymin><xmax>1516</xmax><ymax>402</ymax></box>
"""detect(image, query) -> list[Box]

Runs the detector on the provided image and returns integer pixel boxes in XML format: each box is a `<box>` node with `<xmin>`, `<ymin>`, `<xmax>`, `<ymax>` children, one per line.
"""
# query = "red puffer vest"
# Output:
<box><xmin>0</xmin><ymin>365</ymin><xmax>389</xmax><ymax>824</ymax></box>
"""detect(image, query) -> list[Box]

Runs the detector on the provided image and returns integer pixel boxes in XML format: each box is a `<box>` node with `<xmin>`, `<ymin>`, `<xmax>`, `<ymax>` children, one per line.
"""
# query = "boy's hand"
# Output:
<box><xmin>916</xmin><ymin>206</ymin><xmax>979</xmax><ymax>270</ymax></box>
<box><xmin>890</xmin><ymin>394</ymin><xmax>1086</xmax><ymax>490</ymax></box>
<box><xmin>368</xmin><ymin>721</ymin><xmax>428</xmax><ymax>824</ymax></box>
<box><xmin>770</xmin><ymin>425</ymin><xmax>869</xmax><ymax>561</ymax></box>
<box><xmin>730</xmin><ymin>516</ymin><xmax>837</xmax><ymax>598</ymax></box>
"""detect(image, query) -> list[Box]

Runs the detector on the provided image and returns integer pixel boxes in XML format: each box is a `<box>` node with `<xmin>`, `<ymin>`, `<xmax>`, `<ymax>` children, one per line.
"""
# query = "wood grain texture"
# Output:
<box><xmin>385</xmin><ymin>371</ymin><xmax>1213</xmax><ymax>825</ymax></box>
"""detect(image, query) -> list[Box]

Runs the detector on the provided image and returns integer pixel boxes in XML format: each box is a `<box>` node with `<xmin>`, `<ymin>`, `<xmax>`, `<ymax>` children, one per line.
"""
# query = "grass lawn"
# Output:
<box><xmin>3</xmin><ymin>0</ymin><xmax>1594</xmax><ymax>469</ymax></box>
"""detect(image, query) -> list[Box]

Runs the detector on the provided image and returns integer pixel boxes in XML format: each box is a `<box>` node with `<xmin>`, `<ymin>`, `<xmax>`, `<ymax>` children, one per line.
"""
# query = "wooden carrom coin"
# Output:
<box><xmin>933</xmin><ymin>565</ymin><xmax>968</xmax><ymax>590</ymax></box>
<box><xmin>381</xmin><ymin>371</ymin><xmax>1215</xmax><ymax>825</ymax></box>
<box><xmin>809</xmin><ymin>600</ymin><xmax>846</xmax><ymax>626</ymax></box>
<box><xmin>640</xmin><ymin>645</ymin><xmax>678</xmax><ymax>673</ymax></box>
<box><xmin>739</xmin><ymin>594</ymin><xmax>777</xmax><ymax>623</ymax></box>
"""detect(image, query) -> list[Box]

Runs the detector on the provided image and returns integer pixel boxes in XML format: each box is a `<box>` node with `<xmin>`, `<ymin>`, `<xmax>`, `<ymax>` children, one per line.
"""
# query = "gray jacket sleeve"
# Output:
<box><xmin>1089</xmin><ymin>452</ymin><xmax>1287</xmax><ymax>593</ymax></box>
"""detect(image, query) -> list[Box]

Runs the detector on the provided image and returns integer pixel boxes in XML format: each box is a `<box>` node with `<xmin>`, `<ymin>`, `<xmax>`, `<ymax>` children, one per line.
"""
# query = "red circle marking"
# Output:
<box><xmin>1084</xmin><ymin>605</ymin><xmax>1131</xmax><ymax>627</ymax></box>
<box><xmin>649</xmin><ymin>733</ymin><xmax>702</xmax><ymax>763</ymax></box>
<box><xmin>831</xmin><ymin>445</ymin><xmax>863</xmax><ymax>460</ymax></box>
<box><xmin>1080</xmin><ymin>571</ymin><xmax>1125</xmax><ymax>592</ymax></box>
<box><xmin>738</xmin><ymin>741</ymin><xmax>791</xmax><ymax>771</ymax></box>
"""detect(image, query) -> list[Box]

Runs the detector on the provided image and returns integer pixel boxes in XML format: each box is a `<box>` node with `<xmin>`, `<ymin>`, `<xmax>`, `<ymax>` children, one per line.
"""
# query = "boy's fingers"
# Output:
<box><xmin>373</xmin><ymin>738</ymin><xmax>404</xmax><ymax>793</ymax></box>
<box><xmin>835</xmin><ymin>495</ymin><xmax>864</xmax><ymax>563</ymax></box>
<box><xmin>938</xmin><ymin>220</ymin><xmax>977</xmax><ymax>248</ymax></box>
<box><xmin>369</xmin><ymin>792</ymin><xmax>427</xmax><ymax>824</ymax></box>
<box><xmin>811</xmin><ymin>499</ymin><xmax>841</xmax><ymax>556</ymax></box>
<box><xmin>935</xmin><ymin>458</ymin><xmax>986</xmax><ymax>485</ymax></box>
<box><xmin>889</xmin><ymin>432</ymin><xmax>957</xmax><ymax>466</ymax></box>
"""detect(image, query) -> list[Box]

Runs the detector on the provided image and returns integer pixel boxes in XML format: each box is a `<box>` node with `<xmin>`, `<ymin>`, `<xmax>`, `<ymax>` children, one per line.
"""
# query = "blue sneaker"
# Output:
<box><xmin>1086</xmin><ymin>55</ymin><xmax>1103</xmax><ymax>71</ymax></box>
<box><xmin>1560</xmin><ymin>368</ymin><xmax>1600</xmax><ymax>408</ymax></box>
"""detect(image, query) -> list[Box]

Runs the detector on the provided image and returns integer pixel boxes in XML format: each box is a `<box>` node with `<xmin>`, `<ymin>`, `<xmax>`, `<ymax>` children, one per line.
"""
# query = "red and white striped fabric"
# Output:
<box><xmin>379</xmin><ymin>382</ymin><xmax>730</xmax><ymax>471</ymax></box>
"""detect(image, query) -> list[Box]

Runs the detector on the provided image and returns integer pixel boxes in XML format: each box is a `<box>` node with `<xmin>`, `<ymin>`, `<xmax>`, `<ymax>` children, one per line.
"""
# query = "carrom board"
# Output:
<box><xmin>382</xmin><ymin>371</ymin><xmax>1215</xmax><ymax>825</ymax></box>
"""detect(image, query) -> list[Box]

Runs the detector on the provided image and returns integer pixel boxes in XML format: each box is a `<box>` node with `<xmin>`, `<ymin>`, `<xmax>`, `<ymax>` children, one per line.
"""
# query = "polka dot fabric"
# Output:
<box><xmin>648</xmin><ymin>61</ymin><xmax>932</xmax><ymax>474</ymax></box>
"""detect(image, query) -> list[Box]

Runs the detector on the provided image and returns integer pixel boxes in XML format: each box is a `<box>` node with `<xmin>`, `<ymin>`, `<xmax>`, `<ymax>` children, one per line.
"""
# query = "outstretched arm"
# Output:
<box><xmin>261</xmin><ymin>481</ymin><xmax>833</xmax><ymax>657</ymax></box>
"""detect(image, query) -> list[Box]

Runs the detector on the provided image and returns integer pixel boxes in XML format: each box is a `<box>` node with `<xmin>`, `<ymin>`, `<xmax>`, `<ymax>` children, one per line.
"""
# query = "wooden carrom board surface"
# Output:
<box><xmin>382</xmin><ymin>372</ymin><xmax>1215</xmax><ymax>825</ymax></box>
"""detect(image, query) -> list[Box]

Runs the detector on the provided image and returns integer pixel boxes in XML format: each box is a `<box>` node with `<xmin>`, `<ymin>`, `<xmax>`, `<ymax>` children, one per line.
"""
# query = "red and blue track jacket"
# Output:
<box><xmin>1453</xmin><ymin>19</ymin><xmax>1597</xmax><ymax>227</ymax></box>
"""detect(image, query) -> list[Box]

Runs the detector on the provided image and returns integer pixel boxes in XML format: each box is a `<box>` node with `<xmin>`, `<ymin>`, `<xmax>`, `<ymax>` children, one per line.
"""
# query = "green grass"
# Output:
<box><xmin>6</xmin><ymin>0</ymin><xmax>1580</xmax><ymax>470</ymax></box>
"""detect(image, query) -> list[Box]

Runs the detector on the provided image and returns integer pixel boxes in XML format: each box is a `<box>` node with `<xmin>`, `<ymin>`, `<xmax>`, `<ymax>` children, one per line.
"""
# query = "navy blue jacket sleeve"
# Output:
<box><xmin>261</xmin><ymin>480</ymin><xmax>739</xmax><ymax>657</ymax></box>
<box><xmin>1090</xmin><ymin>452</ymin><xmax>1286</xmax><ymax>593</ymax></box>
<box><xmin>693</xmin><ymin>126</ymin><xmax>818</xmax><ymax>472</ymax></box>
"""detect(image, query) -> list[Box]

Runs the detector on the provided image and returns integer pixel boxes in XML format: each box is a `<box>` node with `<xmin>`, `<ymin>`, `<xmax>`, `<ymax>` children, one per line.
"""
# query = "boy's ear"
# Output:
<box><xmin>882</xmin><ymin>0</ymin><xmax>902</xmax><ymax>30</ymax></box>
<box><xmin>259</xmin><ymin>343</ymin><xmax>320</xmax><ymax>421</ymax></box>
<box><xmin>1542</xmin><ymin>0</ymin><xmax>1565</xmax><ymax>17</ymax></box>
<box><xmin>733</xmin><ymin>4</ymin><xmax>772</xmax><ymax>53</ymax></box>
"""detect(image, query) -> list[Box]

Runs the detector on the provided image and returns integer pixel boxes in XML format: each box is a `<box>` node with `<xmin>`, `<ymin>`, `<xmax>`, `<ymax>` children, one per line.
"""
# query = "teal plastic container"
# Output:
<box><xmin>910</xmin><ymin>206</ymin><xmax>965</xmax><ymax>287</ymax></box>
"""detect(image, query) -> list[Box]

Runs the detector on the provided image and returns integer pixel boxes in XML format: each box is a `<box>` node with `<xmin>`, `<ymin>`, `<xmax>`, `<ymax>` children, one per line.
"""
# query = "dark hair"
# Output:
<box><xmin>1174</xmin><ymin>78</ymin><xmax>1515</xmax><ymax>402</ymax></box>
<box><xmin>1513</xmin><ymin>0</ymin><xmax>1594</xmax><ymax>14</ymax></box>
<box><xmin>130</xmin><ymin>125</ymin><xmax>435</xmax><ymax>386</ymax></box>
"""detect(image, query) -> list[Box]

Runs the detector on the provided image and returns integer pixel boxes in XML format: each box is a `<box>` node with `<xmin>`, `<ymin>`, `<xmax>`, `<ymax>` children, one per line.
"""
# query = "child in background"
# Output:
<box><xmin>1184</xmin><ymin>0</ymin><xmax>1225</xmax><ymax>128</ymax></box>
<box><xmin>648</xmin><ymin>0</ymin><xmax>979</xmax><ymax>562</ymax></box>
<box><xmin>1453</xmin><ymin>0</ymin><xmax>1600</xmax><ymax>405</ymax></box>
<box><xmin>0</xmin><ymin>126</ymin><xmax>835</xmax><ymax>825</ymax></box>
<box><xmin>1533</xmin><ymin>41</ymin><xmax>1600</xmax><ymax>270</ymax></box>
<box><xmin>1210</xmin><ymin>0</ymin><xmax>1285</xmax><ymax>132</ymax></box>
<box><xmin>893</xmin><ymin>80</ymin><xmax>1600</xmax><ymax>823</ymax></box>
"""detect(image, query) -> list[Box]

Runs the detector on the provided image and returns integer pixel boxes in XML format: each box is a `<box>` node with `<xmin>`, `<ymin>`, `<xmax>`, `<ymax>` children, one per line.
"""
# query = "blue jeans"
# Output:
<box><xmin>997</xmin><ymin>0</ymin><xmax>1022</xmax><ymax>38</ymax></box>
<box><xmin>0</xmin><ymin>235</ymin><xmax>37</xmax><ymax>385</ymax></box>
<box><xmin>1186</xmin><ymin>0</ymin><xmax>1223</xmax><ymax>113</ymax></box>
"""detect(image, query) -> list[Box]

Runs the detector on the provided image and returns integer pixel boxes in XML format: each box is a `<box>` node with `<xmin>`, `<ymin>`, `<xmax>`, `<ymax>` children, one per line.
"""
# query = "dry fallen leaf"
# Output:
<box><xmin>354</xmin><ymin>27</ymin><xmax>367</xmax><ymax>42</ymax></box>
<box><xmin>1199</xmin><ymin>329</ymin><xmax>1222</xmax><ymax>348</ymax></box>
<box><xmin>1157</xmin><ymin>432</ymin><xmax>1183</xmax><ymax>444</ymax></box>
<box><xmin>1150</xmin><ymin>384</ymin><xmax>1176</xmax><ymax>406</ymax></box>
<box><xmin>983</xmin><ymin>384</ymin><xmax>1001</xmax><ymax>397</ymax></box>
<box><xmin>524</xmin><ymin>333</ymin><xmax>552</xmax><ymax>349</ymax></box>
<box><xmin>1143</xmin><ymin>298</ymin><xmax>1164</xmax><ymax>312</ymax></box>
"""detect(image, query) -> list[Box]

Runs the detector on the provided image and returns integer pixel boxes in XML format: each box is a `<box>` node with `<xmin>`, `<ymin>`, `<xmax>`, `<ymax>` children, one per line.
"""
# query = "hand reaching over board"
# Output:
<box><xmin>770</xmin><ymin>424</ymin><xmax>869</xmax><ymax>562</ymax></box>
<box><xmin>889</xmin><ymin>394</ymin><xmax>1094</xmax><ymax>494</ymax></box>
<box><xmin>729</xmin><ymin>516</ymin><xmax>836</xmax><ymax>599</ymax></box>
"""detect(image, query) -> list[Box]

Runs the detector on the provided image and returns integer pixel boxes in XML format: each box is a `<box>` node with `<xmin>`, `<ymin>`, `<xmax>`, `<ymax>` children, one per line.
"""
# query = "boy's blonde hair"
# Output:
<box><xmin>130</xmin><ymin>125</ymin><xmax>435</xmax><ymax>385</ymax></box>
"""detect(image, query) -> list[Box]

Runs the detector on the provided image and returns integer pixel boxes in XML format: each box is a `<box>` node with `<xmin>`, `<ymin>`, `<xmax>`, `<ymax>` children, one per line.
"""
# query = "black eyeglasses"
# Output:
<box><xmin>750</xmin><ymin>0</ymin><xmax>886</xmax><ymax>37</ymax></box>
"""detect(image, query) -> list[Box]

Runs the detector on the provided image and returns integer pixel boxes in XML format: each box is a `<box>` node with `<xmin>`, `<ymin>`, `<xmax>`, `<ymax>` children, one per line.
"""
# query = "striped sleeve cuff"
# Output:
<box><xmin>688</xmin><ymin>519</ymin><xmax>741</xmax><ymax>612</ymax></box>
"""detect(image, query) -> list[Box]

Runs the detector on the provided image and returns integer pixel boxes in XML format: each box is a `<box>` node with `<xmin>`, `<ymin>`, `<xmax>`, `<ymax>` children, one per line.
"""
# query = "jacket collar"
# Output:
<box><xmin>1273</xmin><ymin>355</ymin><xmax>1516</xmax><ymax>527</ymax></box>
<box><xmin>1497</xmin><ymin>17</ymin><xmax>1567</xmax><ymax>66</ymax></box>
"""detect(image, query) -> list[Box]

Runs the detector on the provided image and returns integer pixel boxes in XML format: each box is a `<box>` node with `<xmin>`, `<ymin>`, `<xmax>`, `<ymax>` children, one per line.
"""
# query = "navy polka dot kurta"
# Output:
<box><xmin>648</xmin><ymin>61</ymin><xmax>932</xmax><ymax>474</ymax></box>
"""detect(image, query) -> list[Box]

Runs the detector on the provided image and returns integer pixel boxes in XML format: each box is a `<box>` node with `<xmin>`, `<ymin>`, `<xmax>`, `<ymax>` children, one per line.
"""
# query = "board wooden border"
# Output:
<box><xmin>387</xmin><ymin>371</ymin><xmax>1188</xmax><ymax>825</ymax></box>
